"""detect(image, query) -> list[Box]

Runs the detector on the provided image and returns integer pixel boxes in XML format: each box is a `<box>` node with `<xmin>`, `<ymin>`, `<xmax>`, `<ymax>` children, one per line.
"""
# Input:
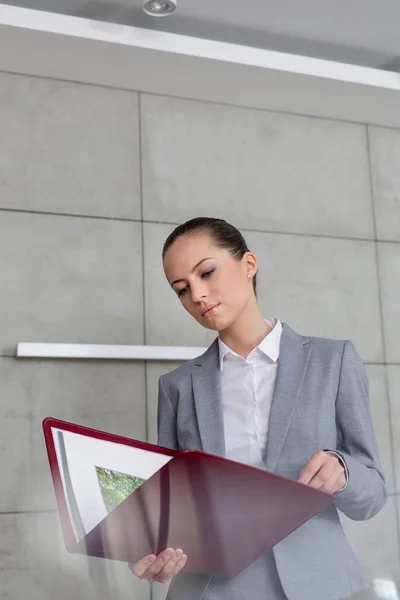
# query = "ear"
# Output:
<box><xmin>242</xmin><ymin>251</ymin><xmax>258</xmax><ymax>277</ymax></box>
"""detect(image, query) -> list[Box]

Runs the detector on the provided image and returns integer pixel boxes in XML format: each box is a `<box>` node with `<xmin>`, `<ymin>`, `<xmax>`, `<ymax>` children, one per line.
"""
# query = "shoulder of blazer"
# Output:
<box><xmin>282</xmin><ymin>322</ymin><xmax>347</xmax><ymax>355</ymax></box>
<box><xmin>160</xmin><ymin>337</ymin><xmax>219</xmax><ymax>386</ymax></box>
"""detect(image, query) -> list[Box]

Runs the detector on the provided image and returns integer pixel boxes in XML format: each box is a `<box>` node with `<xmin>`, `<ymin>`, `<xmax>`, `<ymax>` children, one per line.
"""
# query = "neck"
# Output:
<box><xmin>218</xmin><ymin>299</ymin><xmax>272</xmax><ymax>358</ymax></box>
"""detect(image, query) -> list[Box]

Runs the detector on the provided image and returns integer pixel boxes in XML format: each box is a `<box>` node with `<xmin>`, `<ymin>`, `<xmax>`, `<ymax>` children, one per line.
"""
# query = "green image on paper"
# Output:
<box><xmin>95</xmin><ymin>466</ymin><xmax>146</xmax><ymax>513</ymax></box>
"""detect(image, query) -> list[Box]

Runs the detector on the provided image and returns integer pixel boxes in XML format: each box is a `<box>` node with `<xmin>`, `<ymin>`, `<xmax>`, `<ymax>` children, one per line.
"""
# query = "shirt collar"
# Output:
<box><xmin>218</xmin><ymin>318</ymin><xmax>282</xmax><ymax>371</ymax></box>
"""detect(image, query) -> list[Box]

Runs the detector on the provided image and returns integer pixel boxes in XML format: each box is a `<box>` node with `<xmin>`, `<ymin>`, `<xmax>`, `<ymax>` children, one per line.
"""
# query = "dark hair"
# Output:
<box><xmin>162</xmin><ymin>217</ymin><xmax>257</xmax><ymax>296</ymax></box>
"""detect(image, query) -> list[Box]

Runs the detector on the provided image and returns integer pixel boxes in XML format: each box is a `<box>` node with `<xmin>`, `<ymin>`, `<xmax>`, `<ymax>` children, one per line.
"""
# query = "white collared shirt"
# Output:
<box><xmin>218</xmin><ymin>318</ymin><xmax>348</xmax><ymax>489</ymax></box>
<box><xmin>218</xmin><ymin>318</ymin><xmax>282</xmax><ymax>469</ymax></box>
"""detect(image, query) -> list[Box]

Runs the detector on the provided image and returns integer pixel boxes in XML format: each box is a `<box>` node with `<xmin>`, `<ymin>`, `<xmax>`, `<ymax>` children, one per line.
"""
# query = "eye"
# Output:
<box><xmin>202</xmin><ymin>268</ymin><xmax>215</xmax><ymax>279</ymax></box>
<box><xmin>177</xmin><ymin>286</ymin><xmax>189</xmax><ymax>298</ymax></box>
<box><xmin>176</xmin><ymin>268</ymin><xmax>215</xmax><ymax>298</ymax></box>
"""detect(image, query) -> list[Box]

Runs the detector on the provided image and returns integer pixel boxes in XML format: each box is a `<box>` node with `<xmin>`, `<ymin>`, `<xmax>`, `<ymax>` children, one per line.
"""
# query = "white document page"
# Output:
<box><xmin>52</xmin><ymin>427</ymin><xmax>173</xmax><ymax>541</ymax></box>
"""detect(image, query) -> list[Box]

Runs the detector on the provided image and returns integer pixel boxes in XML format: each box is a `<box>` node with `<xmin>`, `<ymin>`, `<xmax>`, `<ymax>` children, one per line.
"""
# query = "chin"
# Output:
<box><xmin>200</xmin><ymin>314</ymin><xmax>235</xmax><ymax>333</ymax></box>
<box><xmin>199</xmin><ymin>319</ymin><xmax>220</xmax><ymax>332</ymax></box>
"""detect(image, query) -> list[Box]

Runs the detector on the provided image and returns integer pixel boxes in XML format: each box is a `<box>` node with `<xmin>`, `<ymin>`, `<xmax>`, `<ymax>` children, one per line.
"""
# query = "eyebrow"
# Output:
<box><xmin>170</xmin><ymin>257</ymin><xmax>214</xmax><ymax>287</ymax></box>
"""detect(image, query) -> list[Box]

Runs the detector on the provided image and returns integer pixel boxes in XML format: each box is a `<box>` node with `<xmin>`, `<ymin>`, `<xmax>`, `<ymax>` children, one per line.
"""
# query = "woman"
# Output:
<box><xmin>130</xmin><ymin>217</ymin><xmax>386</xmax><ymax>600</ymax></box>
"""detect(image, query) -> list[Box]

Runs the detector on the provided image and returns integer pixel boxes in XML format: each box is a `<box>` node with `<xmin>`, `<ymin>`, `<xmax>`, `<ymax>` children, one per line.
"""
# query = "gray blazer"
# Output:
<box><xmin>157</xmin><ymin>323</ymin><xmax>387</xmax><ymax>600</ymax></box>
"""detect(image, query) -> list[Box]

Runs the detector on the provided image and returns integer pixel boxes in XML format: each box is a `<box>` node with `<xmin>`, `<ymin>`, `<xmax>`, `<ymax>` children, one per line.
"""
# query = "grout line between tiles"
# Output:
<box><xmin>138</xmin><ymin>93</ymin><xmax>150</xmax><ymax>450</ymax></box>
<box><xmin>0</xmin><ymin>509</ymin><xmax>57</xmax><ymax>515</ymax></box>
<box><xmin>1</xmin><ymin>208</ymin><xmax>400</xmax><ymax>245</ymax></box>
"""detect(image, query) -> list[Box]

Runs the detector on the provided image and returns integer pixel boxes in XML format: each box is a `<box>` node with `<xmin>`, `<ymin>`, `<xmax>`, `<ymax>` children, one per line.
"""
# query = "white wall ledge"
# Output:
<box><xmin>16</xmin><ymin>342</ymin><xmax>207</xmax><ymax>361</ymax></box>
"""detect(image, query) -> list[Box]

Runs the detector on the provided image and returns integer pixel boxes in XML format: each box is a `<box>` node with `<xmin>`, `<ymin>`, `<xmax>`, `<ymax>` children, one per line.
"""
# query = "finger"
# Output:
<box><xmin>158</xmin><ymin>554</ymin><xmax>188</xmax><ymax>583</ymax></box>
<box><xmin>307</xmin><ymin>461</ymin><xmax>337</xmax><ymax>490</ymax></box>
<box><xmin>310</xmin><ymin>454</ymin><xmax>345</xmax><ymax>492</ymax></box>
<box><xmin>129</xmin><ymin>554</ymin><xmax>157</xmax><ymax>578</ymax></box>
<box><xmin>148</xmin><ymin>549</ymin><xmax>180</xmax><ymax>575</ymax></box>
<box><xmin>145</xmin><ymin>548</ymin><xmax>176</xmax><ymax>579</ymax></box>
<box><xmin>149</xmin><ymin>550</ymin><xmax>183</xmax><ymax>584</ymax></box>
<box><xmin>298</xmin><ymin>451</ymin><xmax>326</xmax><ymax>485</ymax></box>
<box><xmin>154</xmin><ymin>551</ymin><xmax>187</xmax><ymax>584</ymax></box>
<box><xmin>311</xmin><ymin>460</ymin><xmax>343</xmax><ymax>492</ymax></box>
<box><xmin>320</xmin><ymin>466</ymin><xmax>346</xmax><ymax>495</ymax></box>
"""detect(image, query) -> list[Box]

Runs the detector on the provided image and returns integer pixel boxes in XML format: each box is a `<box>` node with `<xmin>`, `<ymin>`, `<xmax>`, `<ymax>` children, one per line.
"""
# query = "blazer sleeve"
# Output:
<box><xmin>332</xmin><ymin>340</ymin><xmax>387</xmax><ymax>520</ymax></box>
<box><xmin>157</xmin><ymin>375</ymin><xmax>179</xmax><ymax>451</ymax></box>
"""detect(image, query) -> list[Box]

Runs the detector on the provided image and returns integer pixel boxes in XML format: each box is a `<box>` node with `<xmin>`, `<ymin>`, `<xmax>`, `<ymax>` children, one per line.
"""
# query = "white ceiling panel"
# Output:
<box><xmin>2</xmin><ymin>0</ymin><xmax>400</xmax><ymax>70</ymax></box>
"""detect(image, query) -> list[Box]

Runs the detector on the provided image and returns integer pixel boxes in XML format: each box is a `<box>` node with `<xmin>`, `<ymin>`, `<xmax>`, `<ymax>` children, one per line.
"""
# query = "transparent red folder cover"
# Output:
<box><xmin>43</xmin><ymin>417</ymin><xmax>332</xmax><ymax>579</ymax></box>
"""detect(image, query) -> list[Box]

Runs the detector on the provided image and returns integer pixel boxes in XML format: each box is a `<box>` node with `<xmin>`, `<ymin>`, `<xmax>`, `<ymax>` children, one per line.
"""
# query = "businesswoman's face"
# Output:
<box><xmin>163</xmin><ymin>233</ymin><xmax>257</xmax><ymax>332</ymax></box>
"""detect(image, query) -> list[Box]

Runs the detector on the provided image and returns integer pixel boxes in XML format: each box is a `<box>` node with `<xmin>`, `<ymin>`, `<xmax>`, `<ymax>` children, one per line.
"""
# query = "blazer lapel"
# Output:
<box><xmin>265</xmin><ymin>324</ymin><xmax>312</xmax><ymax>472</ymax></box>
<box><xmin>191</xmin><ymin>339</ymin><xmax>225</xmax><ymax>457</ymax></box>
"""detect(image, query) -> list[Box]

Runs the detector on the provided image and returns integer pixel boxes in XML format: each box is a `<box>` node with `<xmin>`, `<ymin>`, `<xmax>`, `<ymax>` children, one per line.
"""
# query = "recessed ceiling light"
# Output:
<box><xmin>143</xmin><ymin>0</ymin><xmax>177</xmax><ymax>17</ymax></box>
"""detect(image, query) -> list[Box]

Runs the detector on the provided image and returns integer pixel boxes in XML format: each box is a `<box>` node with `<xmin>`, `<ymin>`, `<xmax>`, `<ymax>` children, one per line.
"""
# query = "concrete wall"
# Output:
<box><xmin>0</xmin><ymin>71</ymin><xmax>399</xmax><ymax>599</ymax></box>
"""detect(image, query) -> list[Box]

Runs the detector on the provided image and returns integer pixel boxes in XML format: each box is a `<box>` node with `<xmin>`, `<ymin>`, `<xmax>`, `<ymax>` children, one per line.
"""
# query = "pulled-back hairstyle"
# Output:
<box><xmin>162</xmin><ymin>217</ymin><xmax>257</xmax><ymax>296</ymax></box>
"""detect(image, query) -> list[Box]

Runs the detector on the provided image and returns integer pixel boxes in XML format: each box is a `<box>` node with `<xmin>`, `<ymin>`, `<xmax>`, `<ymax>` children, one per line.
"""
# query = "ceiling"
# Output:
<box><xmin>3</xmin><ymin>0</ymin><xmax>400</xmax><ymax>72</ymax></box>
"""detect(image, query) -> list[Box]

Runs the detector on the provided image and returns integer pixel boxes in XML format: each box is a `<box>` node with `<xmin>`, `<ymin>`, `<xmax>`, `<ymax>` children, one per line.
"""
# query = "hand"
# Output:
<box><xmin>129</xmin><ymin>548</ymin><xmax>187</xmax><ymax>584</ymax></box>
<box><xmin>298</xmin><ymin>451</ymin><xmax>346</xmax><ymax>494</ymax></box>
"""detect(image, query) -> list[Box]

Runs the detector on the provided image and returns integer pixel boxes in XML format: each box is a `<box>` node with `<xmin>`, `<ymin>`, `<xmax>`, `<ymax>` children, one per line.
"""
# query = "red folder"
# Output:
<box><xmin>43</xmin><ymin>417</ymin><xmax>332</xmax><ymax>578</ymax></box>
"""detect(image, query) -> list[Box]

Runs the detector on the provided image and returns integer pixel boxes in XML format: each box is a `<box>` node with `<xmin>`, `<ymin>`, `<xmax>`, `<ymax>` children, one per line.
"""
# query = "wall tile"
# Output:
<box><xmin>341</xmin><ymin>496</ymin><xmax>400</xmax><ymax>585</ymax></box>
<box><xmin>247</xmin><ymin>231</ymin><xmax>382</xmax><ymax>362</ymax></box>
<box><xmin>0</xmin><ymin>357</ymin><xmax>146</xmax><ymax>512</ymax></box>
<box><xmin>0</xmin><ymin>212</ymin><xmax>143</xmax><ymax>355</ymax></box>
<box><xmin>0</xmin><ymin>72</ymin><xmax>140</xmax><ymax>219</ymax></box>
<box><xmin>387</xmin><ymin>367</ymin><xmax>400</xmax><ymax>494</ymax></box>
<box><xmin>0</xmin><ymin>512</ymin><xmax>150</xmax><ymax>600</ymax></box>
<box><xmin>378</xmin><ymin>242</ymin><xmax>400</xmax><ymax>363</ymax></box>
<box><xmin>369</xmin><ymin>126</ymin><xmax>400</xmax><ymax>242</ymax></box>
<box><xmin>141</xmin><ymin>94</ymin><xmax>373</xmax><ymax>239</ymax></box>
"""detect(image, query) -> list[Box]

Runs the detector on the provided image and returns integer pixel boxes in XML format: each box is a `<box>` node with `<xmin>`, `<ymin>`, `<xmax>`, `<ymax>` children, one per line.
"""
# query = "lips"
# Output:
<box><xmin>202</xmin><ymin>304</ymin><xmax>220</xmax><ymax>317</ymax></box>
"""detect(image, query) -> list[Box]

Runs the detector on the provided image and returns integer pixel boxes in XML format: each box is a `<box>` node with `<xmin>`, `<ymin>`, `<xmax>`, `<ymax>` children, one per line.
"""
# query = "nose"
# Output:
<box><xmin>190</xmin><ymin>280</ymin><xmax>208</xmax><ymax>303</ymax></box>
